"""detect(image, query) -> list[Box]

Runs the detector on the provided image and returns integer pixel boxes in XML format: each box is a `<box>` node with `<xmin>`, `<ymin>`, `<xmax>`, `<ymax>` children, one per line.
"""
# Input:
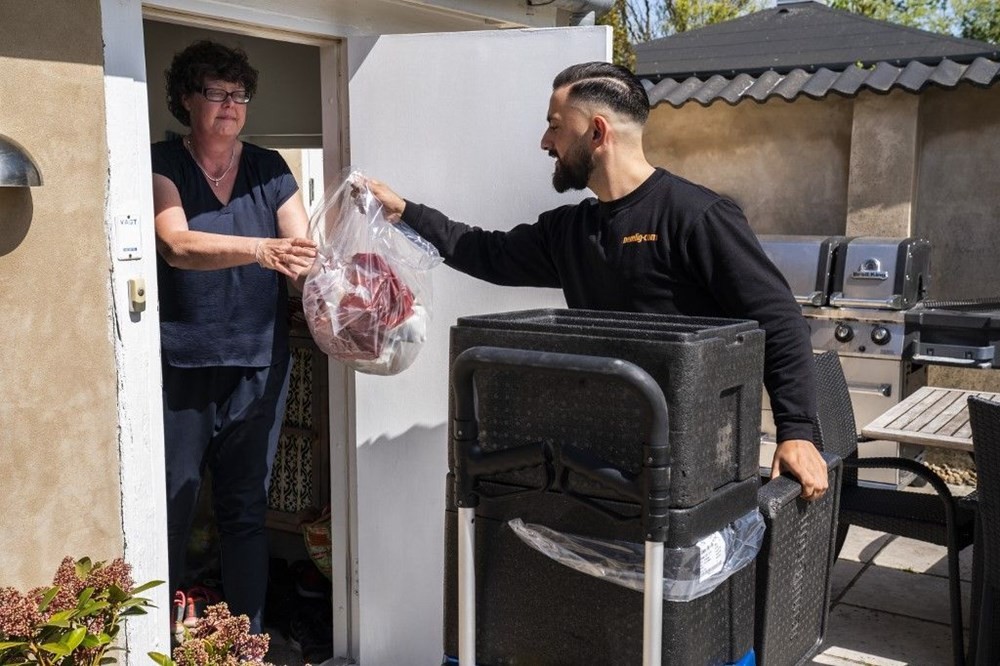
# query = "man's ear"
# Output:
<box><xmin>592</xmin><ymin>115</ymin><xmax>610</xmax><ymax>145</ymax></box>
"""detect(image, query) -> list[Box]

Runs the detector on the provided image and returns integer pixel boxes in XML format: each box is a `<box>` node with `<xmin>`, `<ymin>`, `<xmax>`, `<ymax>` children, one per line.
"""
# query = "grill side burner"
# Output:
<box><xmin>905</xmin><ymin>298</ymin><xmax>1000</xmax><ymax>368</ymax></box>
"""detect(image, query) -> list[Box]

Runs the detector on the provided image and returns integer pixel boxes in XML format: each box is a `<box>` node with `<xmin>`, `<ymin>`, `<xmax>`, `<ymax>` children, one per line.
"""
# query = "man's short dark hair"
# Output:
<box><xmin>165</xmin><ymin>40</ymin><xmax>259</xmax><ymax>127</ymax></box>
<box><xmin>552</xmin><ymin>62</ymin><xmax>650</xmax><ymax>125</ymax></box>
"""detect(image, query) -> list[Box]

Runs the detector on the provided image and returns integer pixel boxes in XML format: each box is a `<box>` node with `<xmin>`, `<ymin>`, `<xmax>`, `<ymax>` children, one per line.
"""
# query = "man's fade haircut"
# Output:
<box><xmin>552</xmin><ymin>62</ymin><xmax>650</xmax><ymax>125</ymax></box>
<box><xmin>165</xmin><ymin>40</ymin><xmax>259</xmax><ymax>127</ymax></box>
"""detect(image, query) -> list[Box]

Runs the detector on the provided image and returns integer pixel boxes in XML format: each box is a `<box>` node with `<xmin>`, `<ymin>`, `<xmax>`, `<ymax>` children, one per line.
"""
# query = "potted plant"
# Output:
<box><xmin>0</xmin><ymin>556</ymin><xmax>160</xmax><ymax>665</ymax></box>
<box><xmin>149</xmin><ymin>602</ymin><xmax>269</xmax><ymax>666</ymax></box>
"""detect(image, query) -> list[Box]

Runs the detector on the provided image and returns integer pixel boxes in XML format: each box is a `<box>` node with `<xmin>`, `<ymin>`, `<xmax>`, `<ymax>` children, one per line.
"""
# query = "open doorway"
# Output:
<box><xmin>142</xmin><ymin>18</ymin><xmax>335</xmax><ymax>665</ymax></box>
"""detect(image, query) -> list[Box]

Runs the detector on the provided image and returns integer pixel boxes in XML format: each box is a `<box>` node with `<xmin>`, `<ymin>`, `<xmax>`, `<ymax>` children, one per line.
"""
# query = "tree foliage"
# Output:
<box><xmin>600</xmin><ymin>0</ymin><xmax>762</xmax><ymax>69</ymax></box>
<box><xmin>816</xmin><ymin>0</ymin><xmax>1000</xmax><ymax>45</ymax></box>
<box><xmin>601</xmin><ymin>0</ymin><xmax>1000</xmax><ymax>72</ymax></box>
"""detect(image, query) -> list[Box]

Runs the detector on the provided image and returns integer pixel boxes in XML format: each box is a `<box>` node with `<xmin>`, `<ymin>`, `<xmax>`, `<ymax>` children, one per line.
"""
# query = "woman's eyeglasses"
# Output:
<box><xmin>200</xmin><ymin>87</ymin><xmax>251</xmax><ymax>104</ymax></box>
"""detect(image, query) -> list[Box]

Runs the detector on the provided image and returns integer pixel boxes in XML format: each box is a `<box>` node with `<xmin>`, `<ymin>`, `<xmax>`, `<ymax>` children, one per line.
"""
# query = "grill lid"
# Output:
<box><xmin>829</xmin><ymin>237</ymin><xmax>931</xmax><ymax>310</ymax></box>
<box><xmin>757</xmin><ymin>235</ymin><xmax>847</xmax><ymax>306</ymax></box>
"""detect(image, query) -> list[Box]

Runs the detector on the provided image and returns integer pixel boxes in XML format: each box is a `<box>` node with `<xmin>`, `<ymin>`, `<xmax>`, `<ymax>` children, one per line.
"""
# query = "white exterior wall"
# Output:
<box><xmin>346</xmin><ymin>27</ymin><xmax>610</xmax><ymax>664</ymax></box>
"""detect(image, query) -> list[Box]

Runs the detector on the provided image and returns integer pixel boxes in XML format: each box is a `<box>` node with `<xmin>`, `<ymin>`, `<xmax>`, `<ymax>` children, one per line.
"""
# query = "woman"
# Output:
<box><xmin>151</xmin><ymin>40</ymin><xmax>316</xmax><ymax>634</ymax></box>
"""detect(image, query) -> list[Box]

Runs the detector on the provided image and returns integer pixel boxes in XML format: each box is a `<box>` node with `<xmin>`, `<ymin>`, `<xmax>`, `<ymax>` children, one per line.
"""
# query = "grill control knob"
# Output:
<box><xmin>871</xmin><ymin>326</ymin><xmax>892</xmax><ymax>345</ymax></box>
<box><xmin>834</xmin><ymin>323</ymin><xmax>854</xmax><ymax>343</ymax></box>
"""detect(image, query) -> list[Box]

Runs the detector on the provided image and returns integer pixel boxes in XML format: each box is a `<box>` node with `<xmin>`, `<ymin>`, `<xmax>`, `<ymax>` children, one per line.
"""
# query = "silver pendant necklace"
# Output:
<box><xmin>185</xmin><ymin>136</ymin><xmax>236</xmax><ymax>187</ymax></box>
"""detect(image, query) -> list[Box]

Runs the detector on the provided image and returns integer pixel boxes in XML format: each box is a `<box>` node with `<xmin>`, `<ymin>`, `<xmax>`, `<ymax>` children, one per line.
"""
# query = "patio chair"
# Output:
<box><xmin>966</xmin><ymin>396</ymin><xmax>1000</xmax><ymax>666</ymax></box>
<box><xmin>812</xmin><ymin>350</ymin><xmax>975</xmax><ymax>666</ymax></box>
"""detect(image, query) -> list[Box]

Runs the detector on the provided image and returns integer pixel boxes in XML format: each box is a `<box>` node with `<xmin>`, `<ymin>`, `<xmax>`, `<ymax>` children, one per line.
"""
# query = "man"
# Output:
<box><xmin>369</xmin><ymin>61</ymin><xmax>828</xmax><ymax>500</ymax></box>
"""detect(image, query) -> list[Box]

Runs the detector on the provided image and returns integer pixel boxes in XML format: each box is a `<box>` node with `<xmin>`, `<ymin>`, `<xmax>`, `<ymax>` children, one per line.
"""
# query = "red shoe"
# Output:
<box><xmin>172</xmin><ymin>590</ymin><xmax>187</xmax><ymax>639</ymax></box>
<box><xmin>183</xmin><ymin>585</ymin><xmax>225</xmax><ymax>628</ymax></box>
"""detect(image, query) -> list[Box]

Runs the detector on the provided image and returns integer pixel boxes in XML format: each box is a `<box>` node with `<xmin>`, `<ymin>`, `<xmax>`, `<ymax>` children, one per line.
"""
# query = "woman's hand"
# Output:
<box><xmin>255</xmin><ymin>237</ymin><xmax>317</xmax><ymax>278</ymax></box>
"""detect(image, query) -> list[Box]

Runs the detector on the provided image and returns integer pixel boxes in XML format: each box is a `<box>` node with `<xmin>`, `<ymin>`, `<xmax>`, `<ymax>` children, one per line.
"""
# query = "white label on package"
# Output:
<box><xmin>697</xmin><ymin>531</ymin><xmax>726</xmax><ymax>582</ymax></box>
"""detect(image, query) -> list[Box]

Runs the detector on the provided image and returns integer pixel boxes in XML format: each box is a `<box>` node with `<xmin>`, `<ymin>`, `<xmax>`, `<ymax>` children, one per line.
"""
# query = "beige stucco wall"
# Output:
<box><xmin>644</xmin><ymin>95</ymin><xmax>853</xmax><ymax>235</ymax></box>
<box><xmin>0</xmin><ymin>1</ymin><xmax>123</xmax><ymax>587</ymax></box>
<box><xmin>915</xmin><ymin>84</ymin><xmax>1000</xmax><ymax>301</ymax></box>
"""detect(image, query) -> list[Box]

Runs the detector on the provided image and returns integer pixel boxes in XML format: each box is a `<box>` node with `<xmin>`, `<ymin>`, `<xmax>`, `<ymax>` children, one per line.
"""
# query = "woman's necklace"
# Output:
<box><xmin>184</xmin><ymin>136</ymin><xmax>236</xmax><ymax>188</ymax></box>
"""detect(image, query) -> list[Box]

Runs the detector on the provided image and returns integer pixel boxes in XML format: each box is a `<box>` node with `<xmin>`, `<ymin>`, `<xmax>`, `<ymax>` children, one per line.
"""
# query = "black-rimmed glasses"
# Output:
<box><xmin>200</xmin><ymin>87</ymin><xmax>251</xmax><ymax>104</ymax></box>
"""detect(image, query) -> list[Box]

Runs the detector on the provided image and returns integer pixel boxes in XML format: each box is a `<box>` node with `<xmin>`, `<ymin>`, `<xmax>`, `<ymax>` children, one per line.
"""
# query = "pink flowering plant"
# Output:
<box><xmin>0</xmin><ymin>556</ymin><xmax>160</xmax><ymax>666</ymax></box>
<box><xmin>149</xmin><ymin>602</ymin><xmax>269</xmax><ymax>666</ymax></box>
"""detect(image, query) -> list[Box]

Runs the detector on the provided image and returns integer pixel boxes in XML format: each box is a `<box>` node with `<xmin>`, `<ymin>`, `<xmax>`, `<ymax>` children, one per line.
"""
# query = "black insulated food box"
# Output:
<box><xmin>443</xmin><ymin>476</ymin><xmax>759</xmax><ymax>665</ymax></box>
<box><xmin>448</xmin><ymin>309</ymin><xmax>766</xmax><ymax>508</ymax></box>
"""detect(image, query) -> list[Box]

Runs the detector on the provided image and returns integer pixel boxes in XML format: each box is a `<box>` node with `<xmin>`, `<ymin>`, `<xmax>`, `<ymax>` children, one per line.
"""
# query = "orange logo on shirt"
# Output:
<box><xmin>622</xmin><ymin>233</ymin><xmax>658</xmax><ymax>245</ymax></box>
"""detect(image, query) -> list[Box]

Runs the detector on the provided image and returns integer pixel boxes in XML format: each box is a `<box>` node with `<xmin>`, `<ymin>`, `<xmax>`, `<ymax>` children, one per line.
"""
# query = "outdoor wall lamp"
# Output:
<box><xmin>0</xmin><ymin>134</ymin><xmax>42</xmax><ymax>187</ymax></box>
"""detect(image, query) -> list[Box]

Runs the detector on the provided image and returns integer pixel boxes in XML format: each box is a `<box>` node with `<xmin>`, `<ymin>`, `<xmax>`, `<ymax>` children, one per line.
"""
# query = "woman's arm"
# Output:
<box><xmin>275</xmin><ymin>193</ymin><xmax>314</xmax><ymax>290</ymax></box>
<box><xmin>153</xmin><ymin>174</ymin><xmax>314</xmax><ymax>278</ymax></box>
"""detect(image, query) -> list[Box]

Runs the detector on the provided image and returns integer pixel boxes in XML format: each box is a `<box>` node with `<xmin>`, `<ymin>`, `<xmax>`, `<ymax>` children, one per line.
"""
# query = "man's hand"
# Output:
<box><xmin>366</xmin><ymin>179</ymin><xmax>406</xmax><ymax>221</ymax></box>
<box><xmin>770</xmin><ymin>439</ymin><xmax>828</xmax><ymax>501</ymax></box>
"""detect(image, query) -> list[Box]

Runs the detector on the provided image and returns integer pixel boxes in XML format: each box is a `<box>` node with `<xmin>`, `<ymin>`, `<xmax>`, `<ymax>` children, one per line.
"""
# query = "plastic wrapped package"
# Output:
<box><xmin>303</xmin><ymin>171</ymin><xmax>441</xmax><ymax>375</ymax></box>
<box><xmin>508</xmin><ymin>509</ymin><xmax>765</xmax><ymax>602</ymax></box>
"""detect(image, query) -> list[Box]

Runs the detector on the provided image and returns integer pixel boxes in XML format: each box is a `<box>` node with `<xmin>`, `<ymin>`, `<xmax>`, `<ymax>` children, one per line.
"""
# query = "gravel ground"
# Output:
<box><xmin>924</xmin><ymin>447</ymin><xmax>977</xmax><ymax>487</ymax></box>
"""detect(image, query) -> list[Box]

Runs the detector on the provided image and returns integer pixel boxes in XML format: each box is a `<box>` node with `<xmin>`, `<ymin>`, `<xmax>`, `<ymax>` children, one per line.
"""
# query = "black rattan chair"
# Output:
<box><xmin>813</xmin><ymin>351</ymin><xmax>975</xmax><ymax>666</ymax></box>
<box><xmin>966</xmin><ymin>396</ymin><xmax>1000</xmax><ymax>666</ymax></box>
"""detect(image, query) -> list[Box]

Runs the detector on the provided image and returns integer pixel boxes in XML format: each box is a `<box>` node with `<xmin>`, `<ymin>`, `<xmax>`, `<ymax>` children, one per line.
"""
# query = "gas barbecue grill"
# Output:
<box><xmin>757</xmin><ymin>235</ymin><xmax>931</xmax><ymax>488</ymax></box>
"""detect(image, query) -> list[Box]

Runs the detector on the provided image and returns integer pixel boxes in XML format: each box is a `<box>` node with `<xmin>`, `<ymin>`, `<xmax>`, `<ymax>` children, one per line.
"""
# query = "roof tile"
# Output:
<box><xmin>643</xmin><ymin>57</ymin><xmax>1000</xmax><ymax>108</ymax></box>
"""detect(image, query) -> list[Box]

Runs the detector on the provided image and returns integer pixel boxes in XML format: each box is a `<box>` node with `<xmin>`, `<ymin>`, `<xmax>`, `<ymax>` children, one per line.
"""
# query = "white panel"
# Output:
<box><xmin>100</xmin><ymin>0</ymin><xmax>171</xmax><ymax>658</ymax></box>
<box><xmin>345</xmin><ymin>26</ymin><xmax>610</xmax><ymax>664</ymax></box>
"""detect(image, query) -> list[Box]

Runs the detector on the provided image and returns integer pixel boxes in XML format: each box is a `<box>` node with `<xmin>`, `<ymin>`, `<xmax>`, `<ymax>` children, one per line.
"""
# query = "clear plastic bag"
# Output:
<box><xmin>508</xmin><ymin>509</ymin><xmax>765</xmax><ymax>602</ymax></box>
<box><xmin>303</xmin><ymin>170</ymin><xmax>441</xmax><ymax>375</ymax></box>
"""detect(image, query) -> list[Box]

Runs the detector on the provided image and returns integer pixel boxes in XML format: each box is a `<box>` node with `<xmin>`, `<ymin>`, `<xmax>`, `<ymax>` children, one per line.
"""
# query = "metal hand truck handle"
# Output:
<box><xmin>450</xmin><ymin>346</ymin><xmax>671</xmax><ymax>666</ymax></box>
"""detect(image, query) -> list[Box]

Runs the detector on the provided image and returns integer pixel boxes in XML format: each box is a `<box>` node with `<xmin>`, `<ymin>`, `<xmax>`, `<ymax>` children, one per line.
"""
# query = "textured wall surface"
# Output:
<box><xmin>644</xmin><ymin>95</ymin><xmax>853</xmax><ymax>236</ymax></box>
<box><xmin>915</xmin><ymin>84</ymin><xmax>1000</xmax><ymax>301</ymax></box>
<box><xmin>0</xmin><ymin>1</ymin><xmax>123</xmax><ymax>588</ymax></box>
<box><xmin>846</xmin><ymin>90</ymin><xmax>919</xmax><ymax>238</ymax></box>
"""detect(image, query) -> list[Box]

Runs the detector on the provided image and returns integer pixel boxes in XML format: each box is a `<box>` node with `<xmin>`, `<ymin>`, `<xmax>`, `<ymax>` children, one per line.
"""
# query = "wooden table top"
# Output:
<box><xmin>861</xmin><ymin>386</ymin><xmax>1000</xmax><ymax>453</ymax></box>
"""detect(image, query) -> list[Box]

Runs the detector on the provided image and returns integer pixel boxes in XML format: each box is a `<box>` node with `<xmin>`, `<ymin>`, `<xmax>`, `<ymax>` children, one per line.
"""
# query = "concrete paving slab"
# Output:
<box><xmin>811</xmin><ymin>604</ymin><xmax>954</xmax><ymax>665</ymax></box>
<box><xmin>873</xmin><ymin>535</ymin><xmax>974</xmax><ymax>582</ymax></box>
<box><xmin>838</xmin><ymin>526</ymin><xmax>894</xmax><ymax>563</ymax></box>
<box><xmin>831</xmin><ymin>559</ymin><xmax>864</xmax><ymax>602</ymax></box>
<box><xmin>926</xmin><ymin>544</ymin><xmax>975</xmax><ymax>583</ymax></box>
<box><xmin>839</xmin><ymin>564</ymin><xmax>971</xmax><ymax>625</ymax></box>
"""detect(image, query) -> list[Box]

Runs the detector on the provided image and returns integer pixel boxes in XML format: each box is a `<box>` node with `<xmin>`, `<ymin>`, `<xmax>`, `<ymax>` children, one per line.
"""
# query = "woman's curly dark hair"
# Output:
<box><xmin>165</xmin><ymin>40</ymin><xmax>259</xmax><ymax>127</ymax></box>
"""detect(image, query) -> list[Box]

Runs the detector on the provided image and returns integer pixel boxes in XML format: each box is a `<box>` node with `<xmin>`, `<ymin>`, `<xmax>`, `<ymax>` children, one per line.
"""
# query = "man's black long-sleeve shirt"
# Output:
<box><xmin>400</xmin><ymin>168</ymin><xmax>816</xmax><ymax>442</ymax></box>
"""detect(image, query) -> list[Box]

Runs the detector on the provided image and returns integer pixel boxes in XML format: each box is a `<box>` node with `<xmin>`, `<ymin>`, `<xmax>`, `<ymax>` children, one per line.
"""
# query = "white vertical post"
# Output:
<box><xmin>458</xmin><ymin>507</ymin><xmax>477</xmax><ymax>666</ymax></box>
<box><xmin>643</xmin><ymin>541</ymin><xmax>664</xmax><ymax>666</ymax></box>
<box><xmin>99</xmin><ymin>0</ymin><xmax>170</xmax><ymax>659</ymax></box>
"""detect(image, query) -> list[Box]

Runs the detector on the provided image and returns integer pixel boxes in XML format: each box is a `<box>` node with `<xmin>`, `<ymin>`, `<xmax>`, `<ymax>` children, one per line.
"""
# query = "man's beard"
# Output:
<box><xmin>551</xmin><ymin>137</ymin><xmax>594</xmax><ymax>193</ymax></box>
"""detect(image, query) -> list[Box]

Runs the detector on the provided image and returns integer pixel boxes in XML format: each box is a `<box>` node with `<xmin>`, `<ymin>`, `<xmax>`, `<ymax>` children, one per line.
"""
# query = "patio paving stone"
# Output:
<box><xmin>838</xmin><ymin>563</ymin><xmax>971</xmax><ymax>625</ymax></box>
<box><xmin>830</xmin><ymin>559</ymin><xmax>864</xmax><ymax>601</ymax></box>
<box><xmin>837</xmin><ymin>525</ymin><xmax>894</xmax><ymax>563</ymax></box>
<box><xmin>873</xmin><ymin>535</ymin><xmax>974</xmax><ymax>581</ymax></box>
<box><xmin>810</xmin><ymin>604</ymin><xmax>955</xmax><ymax>665</ymax></box>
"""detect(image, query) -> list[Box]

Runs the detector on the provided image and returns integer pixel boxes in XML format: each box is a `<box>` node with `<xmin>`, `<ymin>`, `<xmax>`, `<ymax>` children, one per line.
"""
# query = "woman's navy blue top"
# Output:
<box><xmin>152</xmin><ymin>139</ymin><xmax>299</xmax><ymax>368</ymax></box>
